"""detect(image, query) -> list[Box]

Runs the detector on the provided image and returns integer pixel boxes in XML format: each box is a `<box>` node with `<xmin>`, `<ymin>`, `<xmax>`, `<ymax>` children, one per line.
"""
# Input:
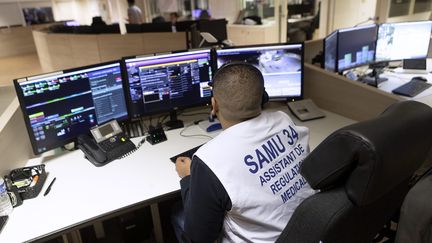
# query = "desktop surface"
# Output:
<box><xmin>378</xmin><ymin>60</ymin><xmax>432</xmax><ymax>101</ymax></box>
<box><xmin>0</xmin><ymin>104</ymin><xmax>355</xmax><ymax>243</ymax></box>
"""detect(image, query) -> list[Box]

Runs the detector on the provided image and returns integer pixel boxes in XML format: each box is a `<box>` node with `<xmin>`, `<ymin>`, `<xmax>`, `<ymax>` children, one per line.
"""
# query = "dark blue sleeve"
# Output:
<box><xmin>180</xmin><ymin>156</ymin><xmax>232</xmax><ymax>243</ymax></box>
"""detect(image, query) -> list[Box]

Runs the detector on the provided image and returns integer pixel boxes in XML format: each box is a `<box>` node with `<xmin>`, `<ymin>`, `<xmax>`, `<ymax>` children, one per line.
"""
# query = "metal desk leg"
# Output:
<box><xmin>62</xmin><ymin>230</ymin><xmax>83</xmax><ymax>243</ymax></box>
<box><xmin>93</xmin><ymin>221</ymin><xmax>106</xmax><ymax>239</ymax></box>
<box><xmin>151</xmin><ymin>203</ymin><xmax>164</xmax><ymax>243</ymax></box>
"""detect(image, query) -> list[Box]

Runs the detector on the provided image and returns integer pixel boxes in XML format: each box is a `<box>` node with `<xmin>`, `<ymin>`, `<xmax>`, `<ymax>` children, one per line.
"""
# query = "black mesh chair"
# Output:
<box><xmin>277</xmin><ymin>100</ymin><xmax>432</xmax><ymax>243</ymax></box>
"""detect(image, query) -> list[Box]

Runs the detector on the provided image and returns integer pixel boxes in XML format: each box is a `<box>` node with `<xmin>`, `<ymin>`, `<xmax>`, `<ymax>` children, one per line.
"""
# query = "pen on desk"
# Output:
<box><xmin>44</xmin><ymin>177</ymin><xmax>56</xmax><ymax>196</ymax></box>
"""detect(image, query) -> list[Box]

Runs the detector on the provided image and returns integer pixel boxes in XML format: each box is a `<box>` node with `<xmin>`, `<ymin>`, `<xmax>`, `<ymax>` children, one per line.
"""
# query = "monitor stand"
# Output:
<box><xmin>361</xmin><ymin>63</ymin><xmax>388</xmax><ymax>87</ymax></box>
<box><xmin>164</xmin><ymin>110</ymin><xmax>184</xmax><ymax>130</ymax></box>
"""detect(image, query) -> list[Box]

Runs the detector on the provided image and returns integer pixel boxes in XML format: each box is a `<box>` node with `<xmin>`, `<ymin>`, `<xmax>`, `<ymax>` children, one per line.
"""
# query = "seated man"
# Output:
<box><xmin>175</xmin><ymin>63</ymin><xmax>315</xmax><ymax>242</ymax></box>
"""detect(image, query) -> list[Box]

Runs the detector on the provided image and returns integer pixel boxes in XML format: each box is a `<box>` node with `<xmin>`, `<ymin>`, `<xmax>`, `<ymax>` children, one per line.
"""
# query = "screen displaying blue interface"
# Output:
<box><xmin>14</xmin><ymin>62</ymin><xmax>128</xmax><ymax>154</ymax></box>
<box><xmin>337</xmin><ymin>24</ymin><xmax>378</xmax><ymax>72</ymax></box>
<box><xmin>324</xmin><ymin>30</ymin><xmax>338</xmax><ymax>72</ymax></box>
<box><xmin>376</xmin><ymin>21</ymin><xmax>432</xmax><ymax>62</ymax></box>
<box><xmin>216</xmin><ymin>44</ymin><xmax>304</xmax><ymax>101</ymax></box>
<box><xmin>124</xmin><ymin>50</ymin><xmax>213</xmax><ymax>119</ymax></box>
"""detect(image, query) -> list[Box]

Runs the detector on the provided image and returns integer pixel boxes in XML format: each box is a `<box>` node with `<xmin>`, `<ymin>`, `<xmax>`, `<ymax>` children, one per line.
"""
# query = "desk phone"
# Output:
<box><xmin>77</xmin><ymin>120</ymin><xmax>136</xmax><ymax>166</ymax></box>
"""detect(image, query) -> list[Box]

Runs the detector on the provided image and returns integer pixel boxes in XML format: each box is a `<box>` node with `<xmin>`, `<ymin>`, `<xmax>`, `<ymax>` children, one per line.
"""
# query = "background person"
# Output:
<box><xmin>127</xmin><ymin>0</ymin><xmax>143</xmax><ymax>24</ymax></box>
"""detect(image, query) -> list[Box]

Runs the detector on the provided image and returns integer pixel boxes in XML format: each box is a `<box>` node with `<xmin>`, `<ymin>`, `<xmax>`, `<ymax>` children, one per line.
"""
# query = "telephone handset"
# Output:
<box><xmin>77</xmin><ymin>120</ymin><xmax>137</xmax><ymax>167</ymax></box>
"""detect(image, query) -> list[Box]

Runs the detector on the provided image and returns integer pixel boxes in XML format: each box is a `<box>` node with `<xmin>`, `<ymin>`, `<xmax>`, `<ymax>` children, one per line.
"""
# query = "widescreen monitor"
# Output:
<box><xmin>123</xmin><ymin>49</ymin><xmax>213</xmax><ymax>119</ymax></box>
<box><xmin>14</xmin><ymin>61</ymin><xmax>129</xmax><ymax>154</ymax></box>
<box><xmin>376</xmin><ymin>20</ymin><xmax>432</xmax><ymax>62</ymax></box>
<box><xmin>216</xmin><ymin>43</ymin><xmax>304</xmax><ymax>101</ymax></box>
<box><xmin>337</xmin><ymin>24</ymin><xmax>378</xmax><ymax>72</ymax></box>
<box><xmin>323</xmin><ymin>30</ymin><xmax>338</xmax><ymax>72</ymax></box>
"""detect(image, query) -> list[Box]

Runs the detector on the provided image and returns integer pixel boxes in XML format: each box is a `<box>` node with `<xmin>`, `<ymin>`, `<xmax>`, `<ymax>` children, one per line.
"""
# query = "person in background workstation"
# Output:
<box><xmin>198</xmin><ymin>9</ymin><xmax>211</xmax><ymax>20</ymax></box>
<box><xmin>170</xmin><ymin>12</ymin><xmax>179</xmax><ymax>25</ymax></box>
<box><xmin>173</xmin><ymin>63</ymin><xmax>316</xmax><ymax>242</ymax></box>
<box><xmin>91</xmin><ymin>16</ymin><xmax>106</xmax><ymax>27</ymax></box>
<box><xmin>127</xmin><ymin>0</ymin><xmax>143</xmax><ymax>24</ymax></box>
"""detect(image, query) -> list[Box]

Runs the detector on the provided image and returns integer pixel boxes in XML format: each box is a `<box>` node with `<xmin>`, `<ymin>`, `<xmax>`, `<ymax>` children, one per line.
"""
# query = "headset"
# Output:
<box><xmin>211</xmin><ymin>61</ymin><xmax>269</xmax><ymax>107</ymax></box>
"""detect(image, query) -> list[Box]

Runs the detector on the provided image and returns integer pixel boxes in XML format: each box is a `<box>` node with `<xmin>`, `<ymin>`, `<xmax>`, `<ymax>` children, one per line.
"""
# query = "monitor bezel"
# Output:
<box><xmin>375</xmin><ymin>20</ymin><xmax>432</xmax><ymax>63</ymax></box>
<box><xmin>214</xmin><ymin>42</ymin><xmax>305</xmax><ymax>102</ymax></box>
<box><xmin>336</xmin><ymin>24</ymin><xmax>378</xmax><ymax>73</ymax></box>
<box><xmin>14</xmin><ymin>60</ymin><xmax>129</xmax><ymax>155</ymax></box>
<box><xmin>121</xmin><ymin>49</ymin><xmax>213</xmax><ymax>119</ymax></box>
<box><xmin>323</xmin><ymin>30</ymin><xmax>339</xmax><ymax>72</ymax></box>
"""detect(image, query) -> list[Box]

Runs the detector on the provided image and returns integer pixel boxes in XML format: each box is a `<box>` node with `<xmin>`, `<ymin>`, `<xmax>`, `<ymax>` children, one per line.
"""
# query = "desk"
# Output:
<box><xmin>0</xmin><ymin>104</ymin><xmax>355</xmax><ymax>243</ymax></box>
<box><xmin>377</xmin><ymin>60</ymin><xmax>432</xmax><ymax>106</ymax></box>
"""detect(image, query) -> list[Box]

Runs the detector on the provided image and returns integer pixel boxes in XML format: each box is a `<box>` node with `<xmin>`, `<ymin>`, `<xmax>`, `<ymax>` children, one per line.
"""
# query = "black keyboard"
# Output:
<box><xmin>392</xmin><ymin>79</ymin><xmax>432</xmax><ymax>97</ymax></box>
<box><xmin>170</xmin><ymin>144</ymin><xmax>204</xmax><ymax>163</ymax></box>
<box><xmin>0</xmin><ymin>216</ymin><xmax>8</xmax><ymax>234</ymax></box>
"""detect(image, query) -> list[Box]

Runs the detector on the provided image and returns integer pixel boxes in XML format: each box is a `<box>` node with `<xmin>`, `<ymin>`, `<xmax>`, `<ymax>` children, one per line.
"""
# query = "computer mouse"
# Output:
<box><xmin>412</xmin><ymin>76</ymin><xmax>428</xmax><ymax>82</ymax></box>
<box><xmin>206</xmin><ymin>123</ymin><xmax>222</xmax><ymax>132</ymax></box>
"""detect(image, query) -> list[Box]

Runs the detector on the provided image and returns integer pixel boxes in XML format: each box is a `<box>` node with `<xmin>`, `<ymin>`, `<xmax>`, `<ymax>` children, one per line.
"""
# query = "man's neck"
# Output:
<box><xmin>220</xmin><ymin>120</ymin><xmax>240</xmax><ymax>130</ymax></box>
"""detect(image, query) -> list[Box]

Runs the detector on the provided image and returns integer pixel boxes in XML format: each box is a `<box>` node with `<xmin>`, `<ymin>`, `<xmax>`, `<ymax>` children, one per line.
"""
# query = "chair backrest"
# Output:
<box><xmin>276</xmin><ymin>100</ymin><xmax>432</xmax><ymax>243</ymax></box>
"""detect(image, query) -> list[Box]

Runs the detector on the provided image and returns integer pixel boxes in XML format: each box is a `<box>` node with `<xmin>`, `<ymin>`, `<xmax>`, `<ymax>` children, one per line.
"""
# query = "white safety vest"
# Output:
<box><xmin>195</xmin><ymin>111</ymin><xmax>315</xmax><ymax>243</ymax></box>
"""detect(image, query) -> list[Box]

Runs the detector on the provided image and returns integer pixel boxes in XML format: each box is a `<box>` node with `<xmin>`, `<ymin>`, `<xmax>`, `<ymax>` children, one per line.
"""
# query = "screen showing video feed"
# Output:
<box><xmin>337</xmin><ymin>24</ymin><xmax>377</xmax><ymax>72</ymax></box>
<box><xmin>216</xmin><ymin>44</ymin><xmax>303</xmax><ymax>100</ymax></box>
<box><xmin>376</xmin><ymin>21</ymin><xmax>432</xmax><ymax>62</ymax></box>
<box><xmin>22</xmin><ymin>7</ymin><xmax>55</xmax><ymax>25</ymax></box>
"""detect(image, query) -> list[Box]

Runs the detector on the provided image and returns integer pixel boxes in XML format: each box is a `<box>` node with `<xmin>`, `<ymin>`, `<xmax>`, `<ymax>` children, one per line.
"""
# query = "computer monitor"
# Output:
<box><xmin>141</xmin><ymin>22</ymin><xmax>172</xmax><ymax>32</ymax></box>
<box><xmin>337</xmin><ymin>24</ymin><xmax>378</xmax><ymax>72</ymax></box>
<box><xmin>198</xmin><ymin>19</ymin><xmax>228</xmax><ymax>42</ymax></box>
<box><xmin>14</xmin><ymin>61</ymin><xmax>129</xmax><ymax>155</ymax></box>
<box><xmin>192</xmin><ymin>9</ymin><xmax>211</xmax><ymax>19</ymax></box>
<box><xmin>323</xmin><ymin>30</ymin><xmax>338</xmax><ymax>72</ymax></box>
<box><xmin>216</xmin><ymin>43</ymin><xmax>304</xmax><ymax>101</ymax></box>
<box><xmin>288</xmin><ymin>3</ymin><xmax>314</xmax><ymax>17</ymax></box>
<box><xmin>126</xmin><ymin>24</ymin><xmax>142</xmax><ymax>33</ymax></box>
<box><xmin>123</xmin><ymin>49</ymin><xmax>213</xmax><ymax>127</ymax></box>
<box><xmin>376</xmin><ymin>20</ymin><xmax>432</xmax><ymax>62</ymax></box>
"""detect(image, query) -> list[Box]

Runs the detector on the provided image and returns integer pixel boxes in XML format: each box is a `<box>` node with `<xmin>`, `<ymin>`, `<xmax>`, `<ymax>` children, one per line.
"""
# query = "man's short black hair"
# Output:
<box><xmin>213</xmin><ymin>62</ymin><xmax>264</xmax><ymax>121</ymax></box>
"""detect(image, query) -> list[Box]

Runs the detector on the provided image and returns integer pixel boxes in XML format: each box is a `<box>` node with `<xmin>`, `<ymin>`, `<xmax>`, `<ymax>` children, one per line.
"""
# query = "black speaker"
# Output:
<box><xmin>403</xmin><ymin>58</ymin><xmax>426</xmax><ymax>70</ymax></box>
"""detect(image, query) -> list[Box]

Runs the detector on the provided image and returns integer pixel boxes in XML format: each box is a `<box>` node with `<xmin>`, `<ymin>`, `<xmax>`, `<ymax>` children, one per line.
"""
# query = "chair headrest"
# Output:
<box><xmin>301</xmin><ymin>101</ymin><xmax>432</xmax><ymax>206</ymax></box>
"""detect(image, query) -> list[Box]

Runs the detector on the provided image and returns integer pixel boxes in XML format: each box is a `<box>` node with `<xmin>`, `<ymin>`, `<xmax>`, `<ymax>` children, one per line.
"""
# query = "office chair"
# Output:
<box><xmin>276</xmin><ymin>100</ymin><xmax>432</xmax><ymax>243</ymax></box>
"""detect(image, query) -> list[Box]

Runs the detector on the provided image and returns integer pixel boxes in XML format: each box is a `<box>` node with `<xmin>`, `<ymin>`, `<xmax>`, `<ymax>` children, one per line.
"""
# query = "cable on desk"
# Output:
<box><xmin>119</xmin><ymin>137</ymin><xmax>146</xmax><ymax>159</ymax></box>
<box><xmin>140</xmin><ymin>117</ymin><xmax>150</xmax><ymax>133</ymax></box>
<box><xmin>158</xmin><ymin>114</ymin><xmax>169</xmax><ymax>124</ymax></box>
<box><xmin>180</xmin><ymin>123</ymin><xmax>214</xmax><ymax>140</ymax></box>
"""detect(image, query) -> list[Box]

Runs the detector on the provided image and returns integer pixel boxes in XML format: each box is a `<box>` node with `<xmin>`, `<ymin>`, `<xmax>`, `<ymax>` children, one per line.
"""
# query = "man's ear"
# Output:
<box><xmin>211</xmin><ymin>97</ymin><xmax>218</xmax><ymax>115</ymax></box>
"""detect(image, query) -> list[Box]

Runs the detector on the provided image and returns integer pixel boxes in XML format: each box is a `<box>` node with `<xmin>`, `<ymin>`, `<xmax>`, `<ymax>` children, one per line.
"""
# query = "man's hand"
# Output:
<box><xmin>175</xmin><ymin>156</ymin><xmax>192</xmax><ymax>178</ymax></box>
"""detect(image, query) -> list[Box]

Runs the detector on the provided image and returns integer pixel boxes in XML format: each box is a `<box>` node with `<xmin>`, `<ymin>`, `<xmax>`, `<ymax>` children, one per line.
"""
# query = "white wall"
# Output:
<box><xmin>209</xmin><ymin>0</ymin><xmax>241</xmax><ymax>23</ymax></box>
<box><xmin>0</xmin><ymin>3</ymin><xmax>23</xmax><ymax>26</ymax></box>
<box><xmin>52</xmin><ymin>0</ymin><xmax>78</xmax><ymax>22</ymax></box>
<box><xmin>332</xmin><ymin>0</ymin><xmax>377</xmax><ymax>31</ymax></box>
